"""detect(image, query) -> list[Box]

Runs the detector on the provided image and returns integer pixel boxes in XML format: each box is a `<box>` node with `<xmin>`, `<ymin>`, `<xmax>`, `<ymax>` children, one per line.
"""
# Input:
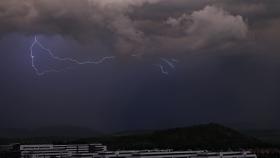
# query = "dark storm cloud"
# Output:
<box><xmin>0</xmin><ymin>0</ymin><xmax>253</xmax><ymax>56</ymax></box>
<box><xmin>1</xmin><ymin>0</ymin><xmax>280</xmax><ymax>131</ymax></box>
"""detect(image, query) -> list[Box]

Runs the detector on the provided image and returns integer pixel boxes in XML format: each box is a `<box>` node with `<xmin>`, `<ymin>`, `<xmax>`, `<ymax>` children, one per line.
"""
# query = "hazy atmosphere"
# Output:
<box><xmin>1</xmin><ymin>0</ymin><xmax>280</xmax><ymax>132</ymax></box>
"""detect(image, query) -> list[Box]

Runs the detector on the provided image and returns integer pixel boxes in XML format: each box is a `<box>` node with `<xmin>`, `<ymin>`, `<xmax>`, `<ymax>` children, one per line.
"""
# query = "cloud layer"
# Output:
<box><xmin>163</xmin><ymin>6</ymin><xmax>248</xmax><ymax>53</ymax></box>
<box><xmin>0</xmin><ymin>0</ymin><xmax>260</xmax><ymax>56</ymax></box>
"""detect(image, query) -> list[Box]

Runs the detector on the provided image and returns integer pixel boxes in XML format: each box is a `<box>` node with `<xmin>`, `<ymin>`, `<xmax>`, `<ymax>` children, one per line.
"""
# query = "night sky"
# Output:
<box><xmin>1</xmin><ymin>0</ymin><xmax>280</xmax><ymax>132</ymax></box>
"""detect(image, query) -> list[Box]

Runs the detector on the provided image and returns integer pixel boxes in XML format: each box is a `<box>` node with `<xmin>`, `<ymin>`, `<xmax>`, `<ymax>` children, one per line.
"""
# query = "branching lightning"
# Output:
<box><xmin>155</xmin><ymin>64</ymin><xmax>169</xmax><ymax>75</ymax></box>
<box><xmin>171</xmin><ymin>58</ymin><xmax>179</xmax><ymax>63</ymax></box>
<box><xmin>155</xmin><ymin>58</ymin><xmax>179</xmax><ymax>75</ymax></box>
<box><xmin>160</xmin><ymin>58</ymin><xmax>176</xmax><ymax>69</ymax></box>
<box><xmin>30</xmin><ymin>36</ymin><xmax>178</xmax><ymax>76</ymax></box>
<box><xmin>30</xmin><ymin>36</ymin><xmax>115</xmax><ymax>76</ymax></box>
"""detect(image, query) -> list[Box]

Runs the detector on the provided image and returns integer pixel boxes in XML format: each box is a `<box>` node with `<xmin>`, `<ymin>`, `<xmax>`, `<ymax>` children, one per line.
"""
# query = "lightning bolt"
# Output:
<box><xmin>30</xmin><ymin>36</ymin><xmax>179</xmax><ymax>76</ymax></box>
<box><xmin>155</xmin><ymin>64</ymin><xmax>169</xmax><ymax>75</ymax></box>
<box><xmin>30</xmin><ymin>35</ymin><xmax>115</xmax><ymax>76</ymax></box>
<box><xmin>171</xmin><ymin>58</ymin><xmax>179</xmax><ymax>63</ymax></box>
<box><xmin>160</xmin><ymin>58</ymin><xmax>176</xmax><ymax>69</ymax></box>
<box><xmin>154</xmin><ymin>58</ymin><xmax>179</xmax><ymax>75</ymax></box>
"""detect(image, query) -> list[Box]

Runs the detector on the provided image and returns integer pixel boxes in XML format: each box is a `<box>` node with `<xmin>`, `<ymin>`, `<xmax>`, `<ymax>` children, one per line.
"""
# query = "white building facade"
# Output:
<box><xmin>19</xmin><ymin>144</ymin><xmax>257</xmax><ymax>158</ymax></box>
<box><xmin>20</xmin><ymin>144</ymin><xmax>106</xmax><ymax>158</ymax></box>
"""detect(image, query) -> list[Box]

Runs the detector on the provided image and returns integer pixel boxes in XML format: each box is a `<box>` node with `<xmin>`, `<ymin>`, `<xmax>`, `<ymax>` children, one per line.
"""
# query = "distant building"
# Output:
<box><xmin>1</xmin><ymin>143</ymin><xmax>257</xmax><ymax>158</ymax></box>
<box><xmin>98</xmin><ymin>150</ymin><xmax>257</xmax><ymax>158</ymax></box>
<box><xmin>195</xmin><ymin>151</ymin><xmax>257</xmax><ymax>158</ymax></box>
<box><xmin>20</xmin><ymin>144</ymin><xmax>106</xmax><ymax>158</ymax></box>
<box><xmin>128</xmin><ymin>150</ymin><xmax>205</xmax><ymax>158</ymax></box>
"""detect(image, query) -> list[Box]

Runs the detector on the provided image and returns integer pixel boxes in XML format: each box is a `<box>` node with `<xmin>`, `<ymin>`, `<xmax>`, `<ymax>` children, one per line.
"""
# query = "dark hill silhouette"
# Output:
<box><xmin>0</xmin><ymin>123</ymin><xmax>269</xmax><ymax>149</ymax></box>
<box><xmin>79</xmin><ymin>123</ymin><xmax>266</xmax><ymax>150</ymax></box>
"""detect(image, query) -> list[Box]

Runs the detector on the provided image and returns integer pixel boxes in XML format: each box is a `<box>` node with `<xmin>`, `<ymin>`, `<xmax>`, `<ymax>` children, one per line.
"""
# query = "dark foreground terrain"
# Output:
<box><xmin>1</xmin><ymin>123</ymin><xmax>280</xmax><ymax>158</ymax></box>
